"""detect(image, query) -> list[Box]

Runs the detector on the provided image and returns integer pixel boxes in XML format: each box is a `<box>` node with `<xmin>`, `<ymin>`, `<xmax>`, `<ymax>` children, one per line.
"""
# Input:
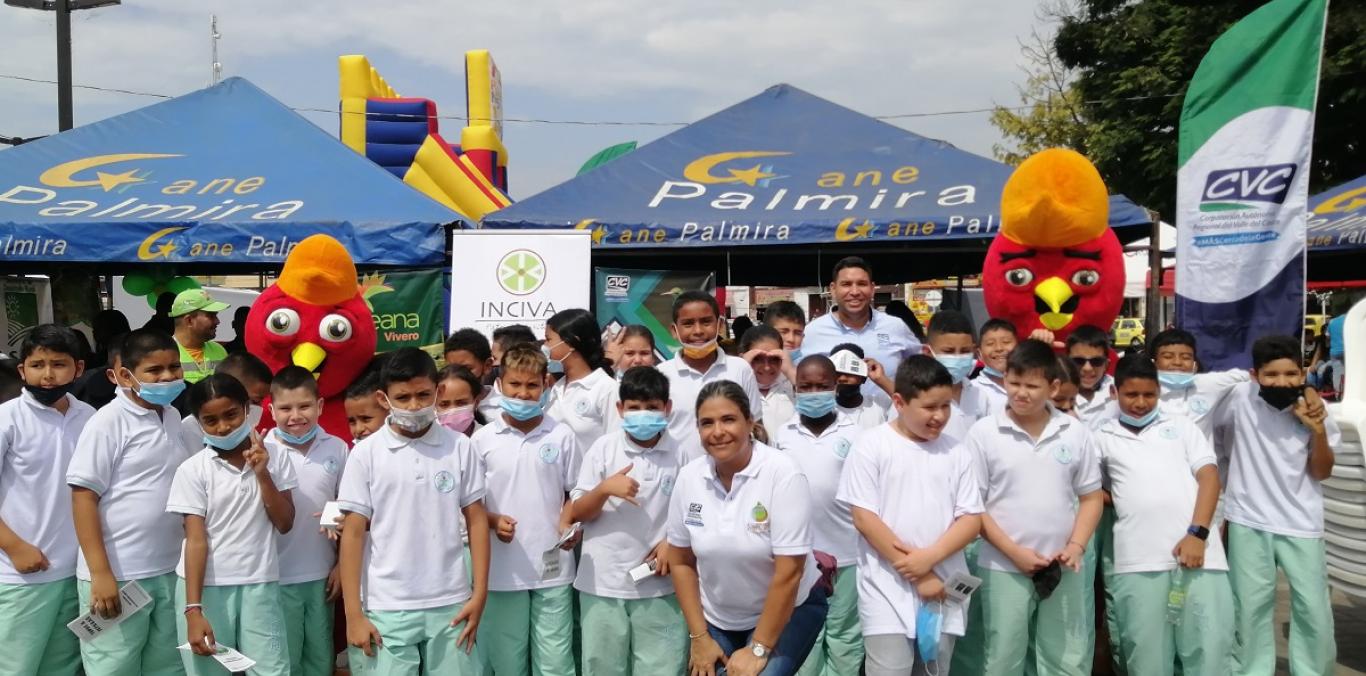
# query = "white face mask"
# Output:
<box><xmin>381</xmin><ymin>393</ymin><xmax>436</xmax><ymax>433</ymax></box>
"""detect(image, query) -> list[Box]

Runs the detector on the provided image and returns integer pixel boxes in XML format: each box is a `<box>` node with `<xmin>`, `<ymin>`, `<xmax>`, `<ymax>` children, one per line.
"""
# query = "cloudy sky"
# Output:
<box><xmin>0</xmin><ymin>0</ymin><xmax>1051</xmax><ymax>199</ymax></box>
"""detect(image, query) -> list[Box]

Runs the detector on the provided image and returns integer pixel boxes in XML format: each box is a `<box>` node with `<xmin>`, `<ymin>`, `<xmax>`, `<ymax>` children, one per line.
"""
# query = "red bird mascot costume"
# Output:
<box><xmin>983</xmin><ymin>148</ymin><xmax>1125</xmax><ymax>345</ymax></box>
<box><xmin>246</xmin><ymin>235</ymin><xmax>377</xmax><ymax>443</ymax></box>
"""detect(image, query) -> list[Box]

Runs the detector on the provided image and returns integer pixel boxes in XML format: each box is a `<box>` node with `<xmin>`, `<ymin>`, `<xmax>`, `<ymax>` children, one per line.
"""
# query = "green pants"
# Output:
<box><xmin>797</xmin><ymin>565</ymin><xmax>862</xmax><ymax>676</ymax></box>
<box><xmin>949</xmin><ymin>539</ymin><xmax>984</xmax><ymax>676</ymax></box>
<box><xmin>174</xmin><ymin>579</ymin><xmax>288</xmax><ymax>676</ymax></box>
<box><xmin>1109</xmin><ymin>569</ymin><xmax>1233</xmax><ymax>676</ymax></box>
<box><xmin>1227</xmin><ymin>523</ymin><xmax>1335</xmax><ymax>675</ymax></box>
<box><xmin>77</xmin><ymin>571</ymin><xmax>183</xmax><ymax>676</ymax></box>
<box><xmin>280</xmin><ymin>579</ymin><xmax>334</xmax><ymax>676</ymax></box>
<box><xmin>977</xmin><ymin>566</ymin><xmax>1092</xmax><ymax>676</ymax></box>
<box><xmin>0</xmin><ymin>577</ymin><xmax>81</xmax><ymax>676</ymax></box>
<box><xmin>480</xmin><ymin>585</ymin><xmax>575</xmax><ymax>676</ymax></box>
<box><xmin>577</xmin><ymin>593</ymin><xmax>686</xmax><ymax>676</ymax></box>
<box><xmin>347</xmin><ymin>602</ymin><xmax>484</xmax><ymax>676</ymax></box>
<box><xmin>1097</xmin><ymin>505</ymin><xmax>1124</xmax><ymax>676</ymax></box>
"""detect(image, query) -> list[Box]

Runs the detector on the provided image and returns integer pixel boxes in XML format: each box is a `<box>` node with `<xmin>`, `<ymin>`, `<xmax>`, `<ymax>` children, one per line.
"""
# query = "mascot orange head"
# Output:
<box><xmin>982</xmin><ymin>148</ymin><xmax>1125</xmax><ymax>343</ymax></box>
<box><xmin>245</xmin><ymin>235</ymin><xmax>376</xmax><ymax>404</ymax></box>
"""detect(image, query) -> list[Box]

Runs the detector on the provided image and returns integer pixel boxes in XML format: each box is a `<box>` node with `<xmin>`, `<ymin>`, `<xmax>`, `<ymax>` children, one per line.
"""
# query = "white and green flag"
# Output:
<box><xmin>1174</xmin><ymin>0</ymin><xmax>1328</xmax><ymax>369</ymax></box>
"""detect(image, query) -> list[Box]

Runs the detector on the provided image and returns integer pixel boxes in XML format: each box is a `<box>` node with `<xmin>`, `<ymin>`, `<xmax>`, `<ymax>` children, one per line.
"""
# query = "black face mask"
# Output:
<box><xmin>1258</xmin><ymin>384</ymin><xmax>1304</xmax><ymax>410</ymax></box>
<box><xmin>24</xmin><ymin>382</ymin><xmax>73</xmax><ymax>406</ymax></box>
<box><xmin>835</xmin><ymin>383</ymin><xmax>862</xmax><ymax>408</ymax></box>
<box><xmin>1032</xmin><ymin>560</ymin><xmax>1062</xmax><ymax>600</ymax></box>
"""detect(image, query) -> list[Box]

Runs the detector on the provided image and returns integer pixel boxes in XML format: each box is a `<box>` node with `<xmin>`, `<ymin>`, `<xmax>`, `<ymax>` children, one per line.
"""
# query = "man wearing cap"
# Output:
<box><xmin>170</xmin><ymin>288</ymin><xmax>230</xmax><ymax>384</ymax></box>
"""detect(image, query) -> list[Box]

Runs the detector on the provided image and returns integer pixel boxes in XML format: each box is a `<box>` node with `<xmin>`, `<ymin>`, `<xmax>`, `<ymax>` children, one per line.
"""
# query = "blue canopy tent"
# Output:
<box><xmin>1307</xmin><ymin>174</ymin><xmax>1366</xmax><ymax>281</ymax></box>
<box><xmin>0</xmin><ymin>77</ymin><xmax>461</xmax><ymax>271</ymax></box>
<box><xmin>483</xmin><ymin>84</ymin><xmax>1151</xmax><ymax>286</ymax></box>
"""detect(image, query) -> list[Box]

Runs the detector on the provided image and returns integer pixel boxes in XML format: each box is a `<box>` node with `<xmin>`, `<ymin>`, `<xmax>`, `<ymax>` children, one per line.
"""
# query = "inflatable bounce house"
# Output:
<box><xmin>339</xmin><ymin>51</ymin><xmax>512</xmax><ymax>220</ymax></box>
<box><xmin>983</xmin><ymin>148</ymin><xmax>1125</xmax><ymax>344</ymax></box>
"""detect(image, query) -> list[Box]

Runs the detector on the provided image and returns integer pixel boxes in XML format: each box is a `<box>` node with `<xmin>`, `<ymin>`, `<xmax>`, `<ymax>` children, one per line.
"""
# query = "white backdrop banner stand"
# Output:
<box><xmin>449</xmin><ymin>229</ymin><xmax>591</xmax><ymax>340</ymax></box>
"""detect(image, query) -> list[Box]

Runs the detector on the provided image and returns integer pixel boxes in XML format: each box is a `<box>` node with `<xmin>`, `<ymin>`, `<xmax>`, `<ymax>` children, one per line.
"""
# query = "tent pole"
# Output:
<box><xmin>1146</xmin><ymin>209</ymin><xmax>1162</xmax><ymax>341</ymax></box>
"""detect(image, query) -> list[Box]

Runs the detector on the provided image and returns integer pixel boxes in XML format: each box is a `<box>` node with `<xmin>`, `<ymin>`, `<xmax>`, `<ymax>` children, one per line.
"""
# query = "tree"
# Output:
<box><xmin>1048</xmin><ymin>0</ymin><xmax>1365</xmax><ymax>218</ymax></box>
<box><xmin>990</xmin><ymin>30</ymin><xmax>1092</xmax><ymax>166</ymax></box>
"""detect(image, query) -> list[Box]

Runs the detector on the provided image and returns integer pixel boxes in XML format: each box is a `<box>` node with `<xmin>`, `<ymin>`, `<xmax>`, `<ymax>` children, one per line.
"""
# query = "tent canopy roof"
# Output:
<box><xmin>0</xmin><ymin>77</ymin><xmax>461</xmax><ymax>269</ymax></box>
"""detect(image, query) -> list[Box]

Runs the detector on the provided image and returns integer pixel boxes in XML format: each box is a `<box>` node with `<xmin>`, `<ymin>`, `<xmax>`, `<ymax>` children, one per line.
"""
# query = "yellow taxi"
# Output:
<box><xmin>1111</xmin><ymin>317</ymin><xmax>1146</xmax><ymax>349</ymax></box>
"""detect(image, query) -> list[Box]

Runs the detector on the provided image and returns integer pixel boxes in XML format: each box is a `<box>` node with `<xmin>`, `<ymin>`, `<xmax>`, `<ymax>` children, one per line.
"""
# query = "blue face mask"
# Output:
<box><xmin>982</xmin><ymin>365</ymin><xmax>1004</xmax><ymax>380</ymax></box>
<box><xmin>127</xmin><ymin>372</ymin><xmax>185</xmax><ymax>407</ymax></box>
<box><xmin>500</xmin><ymin>396</ymin><xmax>544</xmax><ymax>422</ymax></box>
<box><xmin>203</xmin><ymin>420</ymin><xmax>251</xmax><ymax>453</ymax></box>
<box><xmin>275</xmin><ymin>425</ymin><xmax>318</xmax><ymax>445</ymax></box>
<box><xmin>795</xmin><ymin>391</ymin><xmax>837</xmax><ymax>419</ymax></box>
<box><xmin>621</xmin><ymin>410</ymin><xmax>668</xmax><ymax>441</ymax></box>
<box><xmin>1157</xmin><ymin>371</ymin><xmax>1196</xmax><ymax>390</ymax></box>
<box><xmin>542</xmin><ymin>344</ymin><xmax>565</xmax><ymax>375</ymax></box>
<box><xmin>1119</xmin><ymin>407</ymin><xmax>1160</xmax><ymax>429</ymax></box>
<box><xmin>916</xmin><ymin>602</ymin><xmax>943</xmax><ymax>664</ymax></box>
<box><xmin>934</xmin><ymin>353</ymin><xmax>976</xmax><ymax>384</ymax></box>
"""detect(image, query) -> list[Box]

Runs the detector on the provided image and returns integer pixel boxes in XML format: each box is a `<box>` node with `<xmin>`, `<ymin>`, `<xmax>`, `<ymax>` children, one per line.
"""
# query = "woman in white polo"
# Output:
<box><xmin>667</xmin><ymin>380</ymin><xmax>827</xmax><ymax>676</ymax></box>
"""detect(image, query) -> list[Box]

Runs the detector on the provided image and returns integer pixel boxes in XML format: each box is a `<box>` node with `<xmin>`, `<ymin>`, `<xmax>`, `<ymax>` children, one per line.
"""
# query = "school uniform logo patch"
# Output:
<box><xmin>661</xmin><ymin>475</ymin><xmax>675</xmax><ymax>497</ymax></box>
<box><xmin>749</xmin><ymin>501</ymin><xmax>771</xmax><ymax>534</ymax></box>
<box><xmin>323</xmin><ymin>458</ymin><xmax>340</xmax><ymax>475</ymax></box>
<box><xmin>834</xmin><ymin>438</ymin><xmax>852</xmax><ymax>459</ymax></box>
<box><xmin>538</xmin><ymin>444</ymin><xmax>559</xmax><ymax>464</ymax></box>
<box><xmin>1053</xmin><ymin>444</ymin><xmax>1073</xmax><ymax>465</ymax></box>
<box><xmin>1160</xmin><ymin>425</ymin><xmax>1179</xmax><ymax>440</ymax></box>
<box><xmin>685</xmin><ymin>502</ymin><xmax>704</xmax><ymax>527</ymax></box>
<box><xmin>574</xmin><ymin>399</ymin><xmax>591</xmax><ymax>416</ymax></box>
<box><xmin>433</xmin><ymin>470</ymin><xmax>456</xmax><ymax>493</ymax></box>
<box><xmin>1188</xmin><ymin>396</ymin><xmax>1211</xmax><ymax>415</ymax></box>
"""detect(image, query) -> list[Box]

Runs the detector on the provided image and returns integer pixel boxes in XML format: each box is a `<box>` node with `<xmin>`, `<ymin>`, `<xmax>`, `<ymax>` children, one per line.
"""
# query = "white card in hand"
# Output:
<box><xmin>320</xmin><ymin>501</ymin><xmax>344</xmax><ymax>530</ymax></box>
<box><xmin>541</xmin><ymin>549</ymin><xmax>562</xmax><ymax>581</ymax></box>
<box><xmin>628</xmin><ymin>561</ymin><xmax>657</xmax><ymax>583</ymax></box>
<box><xmin>555</xmin><ymin>523</ymin><xmax>581</xmax><ymax>548</ymax></box>
<box><xmin>178</xmin><ymin>642</ymin><xmax>258</xmax><ymax>671</ymax></box>
<box><xmin>67</xmin><ymin>581</ymin><xmax>153</xmax><ymax>642</ymax></box>
<box><xmin>944</xmin><ymin>571</ymin><xmax>983</xmax><ymax>603</ymax></box>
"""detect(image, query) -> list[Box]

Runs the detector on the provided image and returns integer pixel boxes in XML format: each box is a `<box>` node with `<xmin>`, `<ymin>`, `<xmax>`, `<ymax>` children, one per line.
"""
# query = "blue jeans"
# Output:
<box><xmin>708</xmin><ymin>588</ymin><xmax>829</xmax><ymax>676</ymax></box>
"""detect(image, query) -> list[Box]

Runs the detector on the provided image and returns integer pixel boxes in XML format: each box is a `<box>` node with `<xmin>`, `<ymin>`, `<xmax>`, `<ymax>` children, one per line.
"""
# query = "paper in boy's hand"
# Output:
<box><xmin>66</xmin><ymin>581</ymin><xmax>153</xmax><ymax>642</ymax></box>
<box><xmin>944</xmin><ymin>571</ymin><xmax>983</xmax><ymax>603</ymax></box>
<box><xmin>319</xmin><ymin>501</ymin><xmax>344</xmax><ymax>530</ymax></box>
<box><xmin>831</xmin><ymin>350</ymin><xmax>868</xmax><ymax>378</ymax></box>
<box><xmin>555</xmin><ymin>523</ymin><xmax>582</xmax><ymax>549</ymax></box>
<box><xmin>178</xmin><ymin>642</ymin><xmax>257</xmax><ymax>671</ymax></box>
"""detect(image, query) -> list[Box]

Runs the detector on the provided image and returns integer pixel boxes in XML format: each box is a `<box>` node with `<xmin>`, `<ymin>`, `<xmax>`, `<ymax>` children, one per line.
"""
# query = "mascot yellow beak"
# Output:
<box><xmin>292</xmin><ymin>342</ymin><xmax>327</xmax><ymax>378</ymax></box>
<box><xmin>1034</xmin><ymin>277</ymin><xmax>1075</xmax><ymax>331</ymax></box>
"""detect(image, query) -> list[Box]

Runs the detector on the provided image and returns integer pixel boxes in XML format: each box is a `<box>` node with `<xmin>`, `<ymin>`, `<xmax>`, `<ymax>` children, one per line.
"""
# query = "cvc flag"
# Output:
<box><xmin>1174</xmin><ymin>0</ymin><xmax>1328</xmax><ymax>369</ymax></box>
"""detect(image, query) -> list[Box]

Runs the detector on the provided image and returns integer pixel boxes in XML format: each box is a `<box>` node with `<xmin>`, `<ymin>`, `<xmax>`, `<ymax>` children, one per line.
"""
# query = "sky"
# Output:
<box><xmin>0</xmin><ymin>0</ymin><xmax>1051</xmax><ymax>199</ymax></box>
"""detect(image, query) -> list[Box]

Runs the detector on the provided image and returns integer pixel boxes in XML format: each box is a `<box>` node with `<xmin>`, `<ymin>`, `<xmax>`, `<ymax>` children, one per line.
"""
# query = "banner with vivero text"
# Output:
<box><xmin>449</xmin><ymin>230</ymin><xmax>591</xmax><ymax>340</ymax></box>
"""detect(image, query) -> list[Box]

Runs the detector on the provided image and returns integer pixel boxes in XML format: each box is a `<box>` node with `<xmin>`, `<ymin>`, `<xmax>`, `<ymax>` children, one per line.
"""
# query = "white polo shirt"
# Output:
<box><xmin>67</xmin><ymin>391</ymin><xmax>191</xmax><ymax>581</ymax></box>
<box><xmin>653</xmin><ymin>354</ymin><xmax>763</xmax><ymax>461</ymax></box>
<box><xmin>1096</xmin><ymin>415</ymin><xmax>1228</xmax><ymax>573</ymax></box>
<box><xmin>966</xmin><ymin>409</ymin><xmax>1103</xmax><ymax>573</ymax></box>
<box><xmin>545</xmin><ymin>368</ymin><xmax>617</xmax><ymax>454</ymax></box>
<box><xmin>666</xmin><ymin>442</ymin><xmax>820</xmax><ymax>631</ymax></box>
<box><xmin>167</xmin><ymin>446</ymin><xmax>299</xmax><ymax>585</ymax></box>
<box><xmin>837</xmin><ymin>424</ymin><xmax>982</xmax><ymax>638</ymax></box>
<box><xmin>336</xmin><ymin>423</ymin><xmax>484</xmax><ymax>611</ymax></box>
<box><xmin>1216</xmin><ymin>381</ymin><xmax>1342</xmax><ymax>538</ymax></box>
<box><xmin>0</xmin><ymin>391</ymin><xmax>95</xmax><ymax>584</ymax></box>
<box><xmin>472</xmin><ymin>415</ymin><xmax>580</xmax><ymax>591</ymax></box>
<box><xmin>1158</xmin><ymin>370</ymin><xmax>1249</xmax><ymax>437</ymax></box>
<box><xmin>180</xmin><ymin>405</ymin><xmax>263</xmax><ymax>455</ymax></box>
<box><xmin>478</xmin><ymin>381</ymin><xmax>504</xmax><ymax>423</ymax></box>
<box><xmin>943</xmin><ymin>401</ymin><xmax>974</xmax><ymax>444</ymax></box>
<box><xmin>267</xmin><ymin>429</ymin><xmax>348</xmax><ymax>585</ymax></box>
<box><xmin>964</xmin><ymin>374</ymin><xmax>1007</xmax><ymax>418</ymax></box>
<box><xmin>1075</xmin><ymin>374</ymin><xmax>1115</xmax><ymax>422</ymax></box>
<box><xmin>838</xmin><ymin>397</ymin><xmax>891</xmax><ymax>430</ymax></box>
<box><xmin>773</xmin><ymin>413</ymin><xmax>861</xmax><ymax>566</ymax></box>
<box><xmin>802</xmin><ymin>310</ymin><xmax>921</xmax><ymax>398</ymax></box>
<box><xmin>571</xmin><ymin>431</ymin><xmax>686</xmax><ymax>599</ymax></box>
<box><xmin>760</xmin><ymin>379</ymin><xmax>796</xmax><ymax>433</ymax></box>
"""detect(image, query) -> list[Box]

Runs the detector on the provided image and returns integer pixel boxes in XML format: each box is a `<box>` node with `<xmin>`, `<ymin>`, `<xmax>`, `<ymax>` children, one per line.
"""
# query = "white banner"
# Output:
<box><xmin>449</xmin><ymin>229</ymin><xmax>591</xmax><ymax>340</ymax></box>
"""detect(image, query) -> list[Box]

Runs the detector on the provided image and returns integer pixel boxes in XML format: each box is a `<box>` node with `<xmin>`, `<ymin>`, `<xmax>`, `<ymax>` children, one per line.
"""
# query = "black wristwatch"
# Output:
<box><xmin>1187</xmin><ymin>525</ymin><xmax>1210</xmax><ymax>541</ymax></box>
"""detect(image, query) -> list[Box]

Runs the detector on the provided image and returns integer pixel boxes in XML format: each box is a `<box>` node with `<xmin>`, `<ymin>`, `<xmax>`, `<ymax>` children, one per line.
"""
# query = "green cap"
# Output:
<box><xmin>169</xmin><ymin>288</ymin><xmax>229</xmax><ymax>317</ymax></box>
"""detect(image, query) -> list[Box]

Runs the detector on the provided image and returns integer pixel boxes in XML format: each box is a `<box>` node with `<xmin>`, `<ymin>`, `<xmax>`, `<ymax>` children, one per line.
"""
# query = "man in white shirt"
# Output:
<box><xmin>801</xmin><ymin>257</ymin><xmax>920</xmax><ymax>397</ymax></box>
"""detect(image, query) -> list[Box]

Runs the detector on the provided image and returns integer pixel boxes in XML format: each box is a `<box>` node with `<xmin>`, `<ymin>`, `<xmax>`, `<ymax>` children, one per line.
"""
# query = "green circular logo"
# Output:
<box><xmin>497</xmin><ymin>249</ymin><xmax>546</xmax><ymax>295</ymax></box>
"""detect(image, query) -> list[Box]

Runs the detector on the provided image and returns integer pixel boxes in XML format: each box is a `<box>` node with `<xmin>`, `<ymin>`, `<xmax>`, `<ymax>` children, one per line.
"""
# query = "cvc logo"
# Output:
<box><xmin>1200</xmin><ymin>163</ymin><xmax>1297</xmax><ymax>212</ymax></box>
<box><xmin>497</xmin><ymin>249</ymin><xmax>546</xmax><ymax>295</ymax></box>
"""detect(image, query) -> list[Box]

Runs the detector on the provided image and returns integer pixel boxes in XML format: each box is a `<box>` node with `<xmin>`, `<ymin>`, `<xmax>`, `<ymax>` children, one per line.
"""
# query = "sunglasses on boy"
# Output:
<box><xmin>1071</xmin><ymin>356</ymin><xmax>1108</xmax><ymax>369</ymax></box>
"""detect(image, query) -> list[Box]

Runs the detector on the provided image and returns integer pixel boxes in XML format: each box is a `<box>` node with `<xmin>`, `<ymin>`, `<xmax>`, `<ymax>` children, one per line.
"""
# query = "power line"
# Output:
<box><xmin>0</xmin><ymin>71</ymin><xmax>1183</xmax><ymax>128</ymax></box>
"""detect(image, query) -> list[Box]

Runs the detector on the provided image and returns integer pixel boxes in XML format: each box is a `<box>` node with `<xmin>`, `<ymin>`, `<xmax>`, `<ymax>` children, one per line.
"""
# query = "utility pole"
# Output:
<box><xmin>210</xmin><ymin>14</ymin><xmax>222</xmax><ymax>85</ymax></box>
<box><xmin>5</xmin><ymin>0</ymin><xmax>121</xmax><ymax>131</ymax></box>
<box><xmin>1146</xmin><ymin>209</ymin><xmax>1164</xmax><ymax>338</ymax></box>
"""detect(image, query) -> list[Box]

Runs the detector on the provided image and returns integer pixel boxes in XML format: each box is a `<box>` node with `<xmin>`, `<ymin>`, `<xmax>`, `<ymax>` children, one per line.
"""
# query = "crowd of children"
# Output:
<box><xmin>0</xmin><ymin>257</ymin><xmax>1344</xmax><ymax>676</ymax></box>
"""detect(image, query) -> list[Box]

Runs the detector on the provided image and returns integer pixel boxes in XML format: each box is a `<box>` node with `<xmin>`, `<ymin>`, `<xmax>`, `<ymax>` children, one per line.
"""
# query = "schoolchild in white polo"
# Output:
<box><xmin>1065</xmin><ymin>326</ymin><xmax>1115</xmax><ymax>422</ymax></box>
<box><xmin>67</xmin><ymin>328</ymin><xmax>191</xmax><ymax>676</ymax></box>
<box><xmin>963</xmin><ymin>318</ymin><xmax>1017</xmax><ymax>419</ymax></box>
<box><xmin>924</xmin><ymin>311</ymin><xmax>986</xmax><ymax>421</ymax></box>
<box><xmin>645</xmin><ymin>291</ymin><xmax>763</xmax><ymax>461</ymax></box>
<box><xmin>472</xmin><ymin>344</ymin><xmax>581</xmax><ymax>675</ymax></box>
<box><xmin>176</xmin><ymin>353</ymin><xmax>270</xmax><ymax>454</ymax></box>
<box><xmin>1095</xmin><ymin>355</ymin><xmax>1232</xmax><ymax>675</ymax></box>
<box><xmin>774</xmin><ymin>355</ymin><xmax>865</xmax><ymax>676</ymax></box>
<box><xmin>839</xmin><ymin>355</ymin><xmax>984</xmax><ymax>676</ymax></box>
<box><xmin>337</xmin><ymin>348</ymin><xmax>490</xmax><ymax>676</ymax></box>
<box><xmin>169</xmin><ymin>374</ymin><xmax>297</xmax><ymax>676</ymax></box>
<box><xmin>1133</xmin><ymin>329</ymin><xmax>1249</xmax><ymax>438</ymax></box>
<box><xmin>343</xmin><ymin>369</ymin><xmax>387</xmax><ymax>444</ymax></box>
<box><xmin>1215</xmin><ymin>335</ymin><xmax>1340</xmax><ymax>675</ymax></box>
<box><xmin>265</xmin><ymin>366</ymin><xmax>348</xmax><ymax>676</ymax></box>
<box><xmin>544</xmin><ymin>308</ymin><xmax>618</xmax><ymax>454</ymax></box>
<box><xmin>828</xmin><ymin>343</ymin><xmax>893</xmax><ymax>430</ymax></box>
<box><xmin>968</xmin><ymin>339</ymin><xmax>1103</xmax><ymax>676</ymax></box>
<box><xmin>0</xmin><ymin>325</ymin><xmax>95</xmax><ymax>676</ymax></box>
<box><xmin>740</xmin><ymin>325</ymin><xmax>798</xmax><ymax>432</ymax></box>
<box><xmin>569</xmin><ymin>365</ymin><xmax>688</xmax><ymax>676</ymax></box>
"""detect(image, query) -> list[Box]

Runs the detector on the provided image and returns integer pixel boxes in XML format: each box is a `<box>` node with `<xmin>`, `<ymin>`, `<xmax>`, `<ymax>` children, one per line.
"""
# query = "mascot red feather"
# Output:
<box><xmin>983</xmin><ymin>148</ymin><xmax>1125</xmax><ymax>344</ymax></box>
<box><xmin>246</xmin><ymin>235</ymin><xmax>377</xmax><ymax>443</ymax></box>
